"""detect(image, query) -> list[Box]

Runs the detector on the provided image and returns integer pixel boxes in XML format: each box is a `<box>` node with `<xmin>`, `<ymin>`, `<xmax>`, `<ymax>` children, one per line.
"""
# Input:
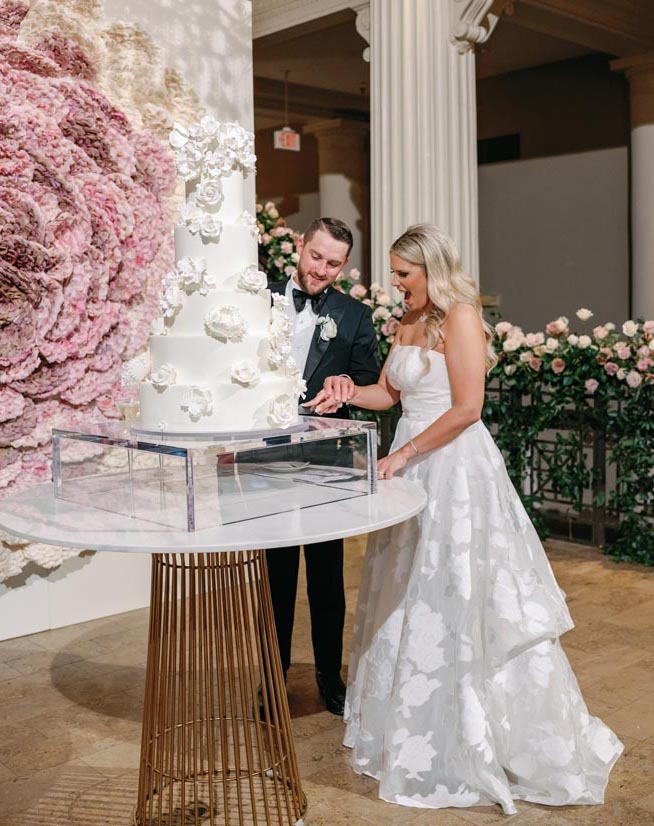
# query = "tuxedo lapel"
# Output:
<box><xmin>303</xmin><ymin>289</ymin><xmax>347</xmax><ymax>383</ymax></box>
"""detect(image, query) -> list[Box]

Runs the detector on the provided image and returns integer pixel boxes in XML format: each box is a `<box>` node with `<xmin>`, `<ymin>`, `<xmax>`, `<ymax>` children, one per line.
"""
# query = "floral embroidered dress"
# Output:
<box><xmin>343</xmin><ymin>344</ymin><xmax>623</xmax><ymax>815</ymax></box>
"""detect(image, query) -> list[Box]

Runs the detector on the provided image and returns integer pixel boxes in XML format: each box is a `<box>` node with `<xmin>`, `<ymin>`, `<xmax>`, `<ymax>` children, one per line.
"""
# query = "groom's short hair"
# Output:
<box><xmin>303</xmin><ymin>218</ymin><xmax>353</xmax><ymax>255</ymax></box>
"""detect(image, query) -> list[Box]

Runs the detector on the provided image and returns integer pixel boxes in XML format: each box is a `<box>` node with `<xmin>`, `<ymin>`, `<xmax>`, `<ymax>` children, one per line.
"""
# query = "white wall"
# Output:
<box><xmin>479</xmin><ymin>148</ymin><xmax>629</xmax><ymax>331</ymax></box>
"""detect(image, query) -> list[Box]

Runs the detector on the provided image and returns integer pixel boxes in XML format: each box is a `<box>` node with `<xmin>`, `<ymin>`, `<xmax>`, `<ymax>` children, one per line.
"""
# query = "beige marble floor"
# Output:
<box><xmin>0</xmin><ymin>538</ymin><xmax>653</xmax><ymax>825</ymax></box>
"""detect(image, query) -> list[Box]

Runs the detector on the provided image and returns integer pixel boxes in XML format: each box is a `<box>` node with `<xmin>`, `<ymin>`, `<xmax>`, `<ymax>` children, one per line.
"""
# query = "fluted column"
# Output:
<box><xmin>304</xmin><ymin>118</ymin><xmax>369</xmax><ymax>274</ymax></box>
<box><xmin>369</xmin><ymin>0</ymin><xmax>496</xmax><ymax>289</ymax></box>
<box><xmin>612</xmin><ymin>53</ymin><xmax>654</xmax><ymax>319</ymax></box>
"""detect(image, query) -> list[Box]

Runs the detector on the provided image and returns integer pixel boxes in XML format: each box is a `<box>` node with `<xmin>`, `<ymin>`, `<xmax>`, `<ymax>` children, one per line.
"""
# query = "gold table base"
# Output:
<box><xmin>134</xmin><ymin>552</ymin><xmax>306</xmax><ymax>826</ymax></box>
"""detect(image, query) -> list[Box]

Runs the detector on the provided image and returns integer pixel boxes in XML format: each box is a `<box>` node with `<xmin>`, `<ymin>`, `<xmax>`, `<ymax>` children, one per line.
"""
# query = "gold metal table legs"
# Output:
<box><xmin>134</xmin><ymin>552</ymin><xmax>306</xmax><ymax>826</ymax></box>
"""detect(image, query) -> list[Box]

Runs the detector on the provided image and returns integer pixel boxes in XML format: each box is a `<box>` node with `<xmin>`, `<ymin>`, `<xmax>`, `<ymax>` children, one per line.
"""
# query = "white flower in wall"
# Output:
<box><xmin>576</xmin><ymin>307</ymin><xmax>594</xmax><ymax>321</ymax></box>
<box><xmin>195</xmin><ymin>178</ymin><xmax>224</xmax><ymax>209</ymax></box>
<box><xmin>150</xmin><ymin>363</ymin><xmax>177</xmax><ymax>389</ymax></box>
<box><xmin>231</xmin><ymin>360</ymin><xmax>261</xmax><ymax>387</ymax></box>
<box><xmin>316</xmin><ymin>314</ymin><xmax>338</xmax><ymax>341</ymax></box>
<box><xmin>181</xmin><ymin>386</ymin><xmax>213</xmax><ymax>421</ymax></box>
<box><xmin>169</xmin><ymin>122</ymin><xmax>190</xmax><ymax>149</ymax></box>
<box><xmin>237</xmin><ymin>264</ymin><xmax>268</xmax><ymax>294</ymax></box>
<box><xmin>121</xmin><ymin>352</ymin><xmax>150</xmax><ymax>385</ymax></box>
<box><xmin>578</xmin><ymin>335</ymin><xmax>592</xmax><ymax>349</ymax></box>
<box><xmin>269</xmin><ymin>394</ymin><xmax>296</xmax><ymax>428</ymax></box>
<box><xmin>205</xmin><ymin>305</ymin><xmax>246</xmax><ymax>342</ymax></box>
<box><xmin>237</xmin><ymin>210</ymin><xmax>261</xmax><ymax>239</ymax></box>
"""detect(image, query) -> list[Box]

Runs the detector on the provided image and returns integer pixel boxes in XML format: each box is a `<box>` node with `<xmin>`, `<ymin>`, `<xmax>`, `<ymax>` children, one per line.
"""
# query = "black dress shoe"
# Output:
<box><xmin>315</xmin><ymin>670</ymin><xmax>346</xmax><ymax>717</ymax></box>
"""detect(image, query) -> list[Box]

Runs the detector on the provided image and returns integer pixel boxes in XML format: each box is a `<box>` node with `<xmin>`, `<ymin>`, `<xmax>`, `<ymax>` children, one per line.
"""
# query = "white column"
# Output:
<box><xmin>612</xmin><ymin>53</ymin><xmax>654</xmax><ymax>320</ymax></box>
<box><xmin>365</xmin><ymin>0</ymin><xmax>503</xmax><ymax>289</ymax></box>
<box><xmin>304</xmin><ymin>119</ymin><xmax>369</xmax><ymax>274</ymax></box>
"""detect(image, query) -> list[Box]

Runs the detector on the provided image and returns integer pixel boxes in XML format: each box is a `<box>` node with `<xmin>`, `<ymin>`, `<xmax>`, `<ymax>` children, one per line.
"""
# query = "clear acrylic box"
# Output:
<box><xmin>51</xmin><ymin>417</ymin><xmax>377</xmax><ymax>532</ymax></box>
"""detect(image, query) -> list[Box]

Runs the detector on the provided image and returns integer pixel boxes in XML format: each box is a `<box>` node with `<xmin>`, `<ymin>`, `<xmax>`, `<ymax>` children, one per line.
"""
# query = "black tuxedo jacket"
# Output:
<box><xmin>269</xmin><ymin>280</ymin><xmax>381</xmax><ymax>415</ymax></box>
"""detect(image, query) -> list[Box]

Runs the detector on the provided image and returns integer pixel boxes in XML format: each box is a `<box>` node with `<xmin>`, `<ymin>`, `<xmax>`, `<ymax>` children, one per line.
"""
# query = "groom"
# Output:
<box><xmin>266</xmin><ymin>217</ymin><xmax>380</xmax><ymax>715</ymax></box>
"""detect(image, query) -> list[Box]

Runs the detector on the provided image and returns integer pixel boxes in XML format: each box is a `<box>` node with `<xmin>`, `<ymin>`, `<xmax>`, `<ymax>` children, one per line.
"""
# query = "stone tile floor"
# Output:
<box><xmin>0</xmin><ymin>538</ymin><xmax>652</xmax><ymax>825</ymax></box>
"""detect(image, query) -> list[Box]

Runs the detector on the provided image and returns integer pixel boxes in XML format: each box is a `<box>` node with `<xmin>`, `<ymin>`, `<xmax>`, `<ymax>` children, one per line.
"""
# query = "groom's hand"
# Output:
<box><xmin>324</xmin><ymin>375</ymin><xmax>355</xmax><ymax>404</ymax></box>
<box><xmin>301</xmin><ymin>389</ymin><xmax>343</xmax><ymax>415</ymax></box>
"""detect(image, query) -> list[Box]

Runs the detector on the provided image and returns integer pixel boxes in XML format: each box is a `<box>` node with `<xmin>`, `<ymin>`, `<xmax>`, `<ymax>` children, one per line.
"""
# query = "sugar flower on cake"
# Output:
<box><xmin>269</xmin><ymin>394</ymin><xmax>296</xmax><ymax>428</ymax></box>
<box><xmin>120</xmin><ymin>353</ymin><xmax>151</xmax><ymax>385</ymax></box>
<box><xmin>160</xmin><ymin>285</ymin><xmax>183</xmax><ymax>320</ymax></box>
<box><xmin>237</xmin><ymin>264</ymin><xmax>268</xmax><ymax>294</ymax></box>
<box><xmin>269</xmin><ymin>333</ymin><xmax>293</xmax><ymax>369</ymax></box>
<box><xmin>181</xmin><ymin>386</ymin><xmax>213</xmax><ymax>421</ymax></box>
<box><xmin>195</xmin><ymin>178</ymin><xmax>224</xmax><ymax>209</ymax></box>
<box><xmin>237</xmin><ymin>210</ymin><xmax>261</xmax><ymax>240</ymax></box>
<box><xmin>150</xmin><ymin>363</ymin><xmax>177</xmax><ymax>389</ymax></box>
<box><xmin>317</xmin><ymin>314</ymin><xmax>338</xmax><ymax>341</ymax></box>
<box><xmin>174</xmin><ymin>256</ymin><xmax>214</xmax><ymax>294</ymax></box>
<box><xmin>204</xmin><ymin>305</ymin><xmax>247</xmax><ymax>342</ymax></box>
<box><xmin>231</xmin><ymin>361</ymin><xmax>261</xmax><ymax>387</ymax></box>
<box><xmin>181</xmin><ymin>203</ymin><xmax>223</xmax><ymax>240</ymax></box>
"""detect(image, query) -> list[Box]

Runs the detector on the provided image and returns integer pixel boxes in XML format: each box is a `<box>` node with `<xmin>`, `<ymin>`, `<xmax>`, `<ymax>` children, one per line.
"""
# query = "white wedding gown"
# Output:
<box><xmin>343</xmin><ymin>345</ymin><xmax>623</xmax><ymax>815</ymax></box>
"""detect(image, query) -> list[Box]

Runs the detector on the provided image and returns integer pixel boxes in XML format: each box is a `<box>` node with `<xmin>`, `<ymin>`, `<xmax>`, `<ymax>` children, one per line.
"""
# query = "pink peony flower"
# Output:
<box><xmin>529</xmin><ymin>357</ymin><xmax>542</xmax><ymax>372</ymax></box>
<box><xmin>551</xmin><ymin>358</ymin><xmax>566</xmax><ymax>374</ymax></box>
<box><xmin>585</xmin><ymin>378</ymin><xmax>599</xmax><ymax>394</ymax></box>
<box><xmin>494</xmin><ymin>321</ymin><xmax>512</xmax><ymax>338</ymax></box>
<box><xmin>626</xmin><ymin>370</ymin><xmax>643</xmax><ymax>388</ymax></box>
<box><xmin>604</xmin><ymin>362</ymin><xmax>619</xmax><ymax>376</ymax></box>
<box><xmin>350</xmin><ymin>284</ymin><xmax>367</xmax><ymax>299</ymax></box>
<box><xmin>593</xmin><ymin>325</ymin><xmax>609</xmax><ymax>340</ymax></box>
<box><xmin>525</xmin><ymin>332</ymin><xmax>545</xmax><ymax>348</ymax></box>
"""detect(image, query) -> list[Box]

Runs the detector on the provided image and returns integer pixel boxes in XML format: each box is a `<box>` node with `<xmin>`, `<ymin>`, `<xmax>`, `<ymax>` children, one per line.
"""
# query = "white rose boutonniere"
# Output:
<box><xmin>316</xmin><ymin>314</ymin><xmax>338</xmax><ymax>342</ymax></box>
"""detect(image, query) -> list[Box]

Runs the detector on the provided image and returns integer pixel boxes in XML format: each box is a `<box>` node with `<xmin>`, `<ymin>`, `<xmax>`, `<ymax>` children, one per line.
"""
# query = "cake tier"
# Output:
<box><xmin>139</xmin><ymin>374</ymin><xmax>299</xmax><ymax>433</ymax></box>
<box><xmin>150</xmin><ymin>333</ymin><xmax>271</xmax><ymax>382</ymax></box>
<box><xmin>174</xmin><ymin>224</ymin><xmax>258</xmax><ymax>287</ymax></box>
<box><xmin>164</xmin><ymin>288</ymin><xmax>271</xmax><ymax>337</ymax></box>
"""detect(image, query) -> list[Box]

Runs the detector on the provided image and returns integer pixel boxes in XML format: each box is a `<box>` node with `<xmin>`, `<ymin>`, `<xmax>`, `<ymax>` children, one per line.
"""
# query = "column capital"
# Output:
<box><xmin>350</xmin><ymin>2</ymin><xmax>370</xmax><ymax>63</ymax></box>
<box><xmin>451</xmin><ymin>0</ymin><xmax>511</xmax><ymax>55</ymax></box>
<box><xmin>303</xmin><ymin>117</ymin><xmax>369</xmax><ymax>138</ymax></box>
<box><xmin>612</xmin><ymin>52</ymin><xmax>654</xmax><ymax>127</ymax></box>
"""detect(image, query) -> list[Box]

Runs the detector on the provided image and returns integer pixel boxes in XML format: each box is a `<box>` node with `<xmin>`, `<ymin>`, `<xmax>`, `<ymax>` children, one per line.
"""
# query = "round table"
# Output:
<box><xmin>0</xmin><ymin>480</ymin><xmax>426</xmax><ymax>826</ymax></box>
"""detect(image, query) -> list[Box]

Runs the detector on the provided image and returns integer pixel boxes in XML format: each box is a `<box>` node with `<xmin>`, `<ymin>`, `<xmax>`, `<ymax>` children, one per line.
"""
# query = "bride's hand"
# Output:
<box><xmin>377</xmin><ymin>450</ymin><xmax>408</xmax><ymax>480</ymax></box>
<box><xmin>301</xmin><ymin>389</ymin><xmax>343</xmax><ymax>415</ymax></box>
<box><xmin>324</xmin><ymin>375</ymin><xmax>355</xmax><ymax>404</ymax></box>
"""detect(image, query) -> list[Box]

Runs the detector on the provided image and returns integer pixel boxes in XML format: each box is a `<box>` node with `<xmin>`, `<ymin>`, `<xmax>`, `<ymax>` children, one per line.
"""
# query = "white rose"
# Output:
<box><xmin>545</xmin><ymin>337</ymin><xmax>559</xmax><ymax>352</ymax></box>
<box><xmin>606</xmin><ymin>322</ymin><xmax>616</xmax><ymax>331</ymax></box>
<box><xmin>160</xmin><ymin>286</ymin><xmax>182</xmax><ymax>319</ymax></box>
<box><xmin>231</xmin><ymin>360</ymin><xmax>260</xmax><ymax>387</ymax></box>
<box><xmin>175</xmin><ymin>256</ymin><xmax>208</xmax><ymax>292</ymax></box>
<box><xmin>504</xmin><ymin>364</ymin><xmax>517</xmax><ymax>375</ymax></box>
<box><xmin>519</xmin><ymin>351</ymin><xmax>532</xmax><ymax>363</ymax></box>
<box><xmin>649</xmin><ymin>339</ymin><xmax>654</xmax><ymax>352</ymax></box>
<box><xmin>182</xmin><ymin>202</ymin><xmax>204</xmax><ymax>235</ymax></box>
<box><xmin>200</xmin><ymin>213</ymin><xmax>222</xmax><ymax>240</ymax></box>
<box><xmin>622</xmin><ymin>320</ymin><xmax>639</xmax><ymax>337</ymax></box>
<box><xmin>237</xmin><ymin>265</ymin><xmax>268</xmax><ymax>293</ymax></box>
<box><xmin>169</xmin><ymin>123</ymin><xmax>189</xmax><ymax>149</ymax></box>
<box><xmin>181</xmin><ymin>386</ymin><xmax>213</xmax><ymax>420</ymax></box>
<box><xmin>195</xmin><ymin>179</ymin><xmax>224</xmax><ymax>208</ymax></box>
<box><xmin>567</xmin><ymin>334</ymin><xmax>579</xmax><ymax>346</ymax></box>
<box><xmin>150</xmin><ymin>363</ymin><xmax>177</xmax><ymax>389</ymax></box>
<box><xmin>317</xmin><ymin>314</ymin><xmax>338</xmax><ymax>341</ymax></box>
<box><xmin>503</xmin><ymin>338</ymin><xmax>521</xmax><ymax>353</ymax></box>
<box><xmin>576</xmin><ymin>308</ymin><xmax>593</xmax><ymax>321</ymax></box>
<box><xmin>199</xmin><ymin>115</ymin><xmax>220</xmax><ymax>139</ymax></box>
<box><xmin>121</xmin><ymin>352</ymin><xmax>150</xmax><ymax>385</ymax></box>
<box><xmin>269</xmin><ymin>394</ymin><xmax>296</xmax><ymax>428</ymax></box>
<box><xmin>372</xmin><ymin>306</ymin><xmax>391</xmax><ymax>321</ymax></box>
<box><xmin>204</xmin><ymin>305</ymin><xmax>246</xmax><ymax>341</ymax></box>
<box><xmin>617</xmin><ymin>367</ymin><xmax>627</xmax><ymax>380</ymax></box>
<box><xmin>578</xmin><ymin>335</ymin><xmax>592</xmax><ymax>349</ymax></box>
<box><xmin>376</xmin><ymin>292</ymin><xmax>391</xmax><ymax>307</ymax></box>
<box><xmin>236</xmin><ymin>210</ymin><xmax>260</xmax><ymax>239</ymax></box>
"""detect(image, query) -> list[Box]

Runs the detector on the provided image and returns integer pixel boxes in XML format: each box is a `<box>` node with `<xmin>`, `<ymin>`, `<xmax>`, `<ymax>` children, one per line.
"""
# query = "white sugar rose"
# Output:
<box><xmin>204</xmin><ymin>305</ymin><xmax>246</xmax><ymax>341</ymax></box>
<box><xmin>121</xmin><ymin>352</ymin><xmax>150</xmax><ymax>385</ymax></box>
<box><xmin>150</xmin><ymin>363</ymin><xmax>177</xmax><ymax>389</ymax></box>
<box><xmin>237</xmin><ymin>210</ymin><xmax>260</xmax><ymax>239</ymax></box>
<box><xmin>269</xmin><ymin>333</ymin><xmax>293</xmax><ymax>368</ymax></box>
<box><xmin>231</xmin><ymin>360</ymin><xmax>260</xmax><ymax>387</ymax></box>
<box><xmin>181</xmin><ymin>386</ymin><xmax>213</xmax><ymax>421</ymax></box>
<box><xmin>237</xmin><ymin>264</ymin><xmax>268</xmax><ymax>293</ymax></box>
<box><xmin>160</xmin><ymin>286</ymin><xmax>182</xmax><ymax>319</ymax></box>
<box><xmin>269</xmin><ymin>394</ymin><xmax>296</xmax><ymax>428</ymax></box>
<box><xmin>200</xmin><ymin>213</ymin><xmax>222</xmax><ymax>240</ymax></box>
<box><xmin>175</xmin><ymin>257</ymin><xmax>208</xmax><ymax>292</ymax></box>
<box><xmin>182</xmin><ymin>202</ymin><xmax>204</xmax><ymax>235</ymax></box>
<box><xmin>195</xmin><ymin>179</ymin><xmax>224</xmax><ymax>208</ymax></box>
<box><xmin>622</xmin><ymin>320</ymin><xmax>639</xmax><ymax>337</ymax></box>
<box><xmin>199</xmin><ymin>115</ymin><xmax>220</xmax><ymax>139</ymax></box>
<box><xmin>169</xmin><ymin>123</ymin><xmax>189</xmax><ymax>149</ymax></box>
<box><xmin>205</xmin><ymin>148</ymin><xmax>234</xmax><ymax>177</ymax></box>
<box><xmin>576</xmin><ymin>308</ymin><xmax>593</xmax><ymax>321</ymax></box>
<box><xmin>578</xmin><ymin>335</ymin><xmax>592</xmax><ymax>349</ymax></box>
<box><xmin>317</xmin><ymin>314</ymin><xmax>338</xmax><ymax>341</ymax></box>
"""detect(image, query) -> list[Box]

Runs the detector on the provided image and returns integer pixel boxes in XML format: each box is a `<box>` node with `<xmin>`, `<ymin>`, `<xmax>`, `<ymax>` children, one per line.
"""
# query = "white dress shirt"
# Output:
<box><xmin>285</xmin><ymin>276</ymin><xmax>321</xmax><ymax>376</ymax></box>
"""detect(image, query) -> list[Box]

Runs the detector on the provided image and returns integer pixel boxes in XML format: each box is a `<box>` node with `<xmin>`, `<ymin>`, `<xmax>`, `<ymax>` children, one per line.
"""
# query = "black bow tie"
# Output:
<box><xmin>292</xmin><ymin>287</ymin><xmax>328</xmax><ymax>314</ymax></box>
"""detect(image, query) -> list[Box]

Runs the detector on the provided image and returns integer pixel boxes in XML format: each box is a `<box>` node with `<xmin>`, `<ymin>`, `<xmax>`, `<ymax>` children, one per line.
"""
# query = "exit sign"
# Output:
<box><xmin>274</xmin><ymin>128</ymin><xmax>301</xmax><ymax>152</ymax></box>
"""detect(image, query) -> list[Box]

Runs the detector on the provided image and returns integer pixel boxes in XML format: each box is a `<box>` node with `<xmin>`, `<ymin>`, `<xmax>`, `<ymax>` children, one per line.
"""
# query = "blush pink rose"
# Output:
<box><xmin>551</xmin><ymin>358</ymin><xmax>566</xmax><ymax>374</ymax></box>
<box><xmin>529</xmin><ymin>357</ymin><xmax>542</xmax><ymax>372</ymax></box>
<box><xmin>626</xmin><ymin>370</ymin><xmax>643</xmax><ymax>388</ymax></box>
<box><xmin>585</xmin><ymin>378</ymin><xmax>599</xmax><ymax>394</ymax></box>
<box><xmin>604</xmin><ymin>362</ymin><xmax>619</xmax><ymax>376</ymax></box>
<box><xmin>350</xmin><ymin>284</ymin><xmax>367</xmax><ymax>299</ymax></box>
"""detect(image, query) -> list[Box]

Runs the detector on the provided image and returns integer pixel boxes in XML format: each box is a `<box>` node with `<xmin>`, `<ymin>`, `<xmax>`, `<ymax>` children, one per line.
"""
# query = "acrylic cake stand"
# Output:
<box><xmin>0</xmin><ymin>478</ymin><xmax>426</xmax><ymax>826</ymax></box>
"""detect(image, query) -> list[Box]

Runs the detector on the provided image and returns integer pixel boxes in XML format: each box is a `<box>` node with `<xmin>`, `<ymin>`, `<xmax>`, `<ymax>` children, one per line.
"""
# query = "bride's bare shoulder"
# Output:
<box><xmin>443</xmin><ymin>303</ymin><xmax>481</xmax><ymax>330</ymax></box>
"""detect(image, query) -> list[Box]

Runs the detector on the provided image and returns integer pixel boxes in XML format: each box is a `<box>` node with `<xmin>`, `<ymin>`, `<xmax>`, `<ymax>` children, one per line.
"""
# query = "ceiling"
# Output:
<box><xmin>253</xmin><ymin>10</ymin><xmax>596</xmax><ymax>129</ymax></box>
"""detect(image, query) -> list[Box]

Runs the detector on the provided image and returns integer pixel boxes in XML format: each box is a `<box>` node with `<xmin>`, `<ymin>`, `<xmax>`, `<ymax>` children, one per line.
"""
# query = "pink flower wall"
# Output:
<box><xmin>0</xmin><ymin>0</ymin><xmax>202</xmax><ymax>579</ymax></box>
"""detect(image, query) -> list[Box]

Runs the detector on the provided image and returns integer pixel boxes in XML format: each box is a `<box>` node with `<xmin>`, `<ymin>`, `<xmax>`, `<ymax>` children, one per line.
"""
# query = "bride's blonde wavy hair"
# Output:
<box><xmin>390</xmin><ymin>223</ymin><xmax>498</xmax><ymax>372</ymax></box>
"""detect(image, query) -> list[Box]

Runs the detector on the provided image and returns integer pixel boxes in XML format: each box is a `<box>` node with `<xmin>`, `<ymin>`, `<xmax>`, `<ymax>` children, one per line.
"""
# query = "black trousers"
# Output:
<box><xmin>265</xmin><ymin>539</ymin><xmax>345</xmax><ymax>677</ymax></box>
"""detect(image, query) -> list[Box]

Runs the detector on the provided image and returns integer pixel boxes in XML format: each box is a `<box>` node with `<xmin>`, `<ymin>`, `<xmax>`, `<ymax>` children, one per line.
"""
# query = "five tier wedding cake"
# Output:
<box><xmin>137</xmin><ymin>118</ymin><xmax>303</xmax><ymax>434</ymax></box>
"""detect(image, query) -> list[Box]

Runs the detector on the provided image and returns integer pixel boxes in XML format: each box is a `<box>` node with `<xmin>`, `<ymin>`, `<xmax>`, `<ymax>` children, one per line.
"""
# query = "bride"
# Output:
<box><xmin>305</xmin><ymin>224</ymin><xmax>623</xmax><ymax>815</ymax></box>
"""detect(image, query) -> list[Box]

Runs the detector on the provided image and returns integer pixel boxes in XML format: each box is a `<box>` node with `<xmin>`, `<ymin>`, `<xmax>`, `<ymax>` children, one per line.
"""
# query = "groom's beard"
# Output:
<box><xmin>295</xmin><ymin>262</ymin><xmax>337</xmax><ymax>296</ymax></box>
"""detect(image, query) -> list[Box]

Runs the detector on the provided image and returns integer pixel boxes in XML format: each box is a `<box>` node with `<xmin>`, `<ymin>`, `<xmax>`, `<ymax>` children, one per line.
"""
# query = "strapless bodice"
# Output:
<box><xmin>385</xmin><ymin>344</ymin><xmax>452</xmax><ymax>420</ymax></box>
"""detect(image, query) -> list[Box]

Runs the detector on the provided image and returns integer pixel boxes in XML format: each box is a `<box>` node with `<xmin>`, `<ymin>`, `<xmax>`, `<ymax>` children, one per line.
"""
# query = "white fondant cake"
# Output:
<box><xmin>137</xmin><ymin>118</ymin><xmax>304</xmax><ymax>433</ymax></box>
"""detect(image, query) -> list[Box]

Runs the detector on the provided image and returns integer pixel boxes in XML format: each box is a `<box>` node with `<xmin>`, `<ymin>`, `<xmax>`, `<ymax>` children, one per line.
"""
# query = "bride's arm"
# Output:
<box><xmin>379</xmin><ymin>304</ymin><xmax>486</xmax><ymax>477</ymax></box>
<box><xmin>304</xmin><ymin>341</ymin><xmax>402</xmax><ymax>414</ymax></box>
